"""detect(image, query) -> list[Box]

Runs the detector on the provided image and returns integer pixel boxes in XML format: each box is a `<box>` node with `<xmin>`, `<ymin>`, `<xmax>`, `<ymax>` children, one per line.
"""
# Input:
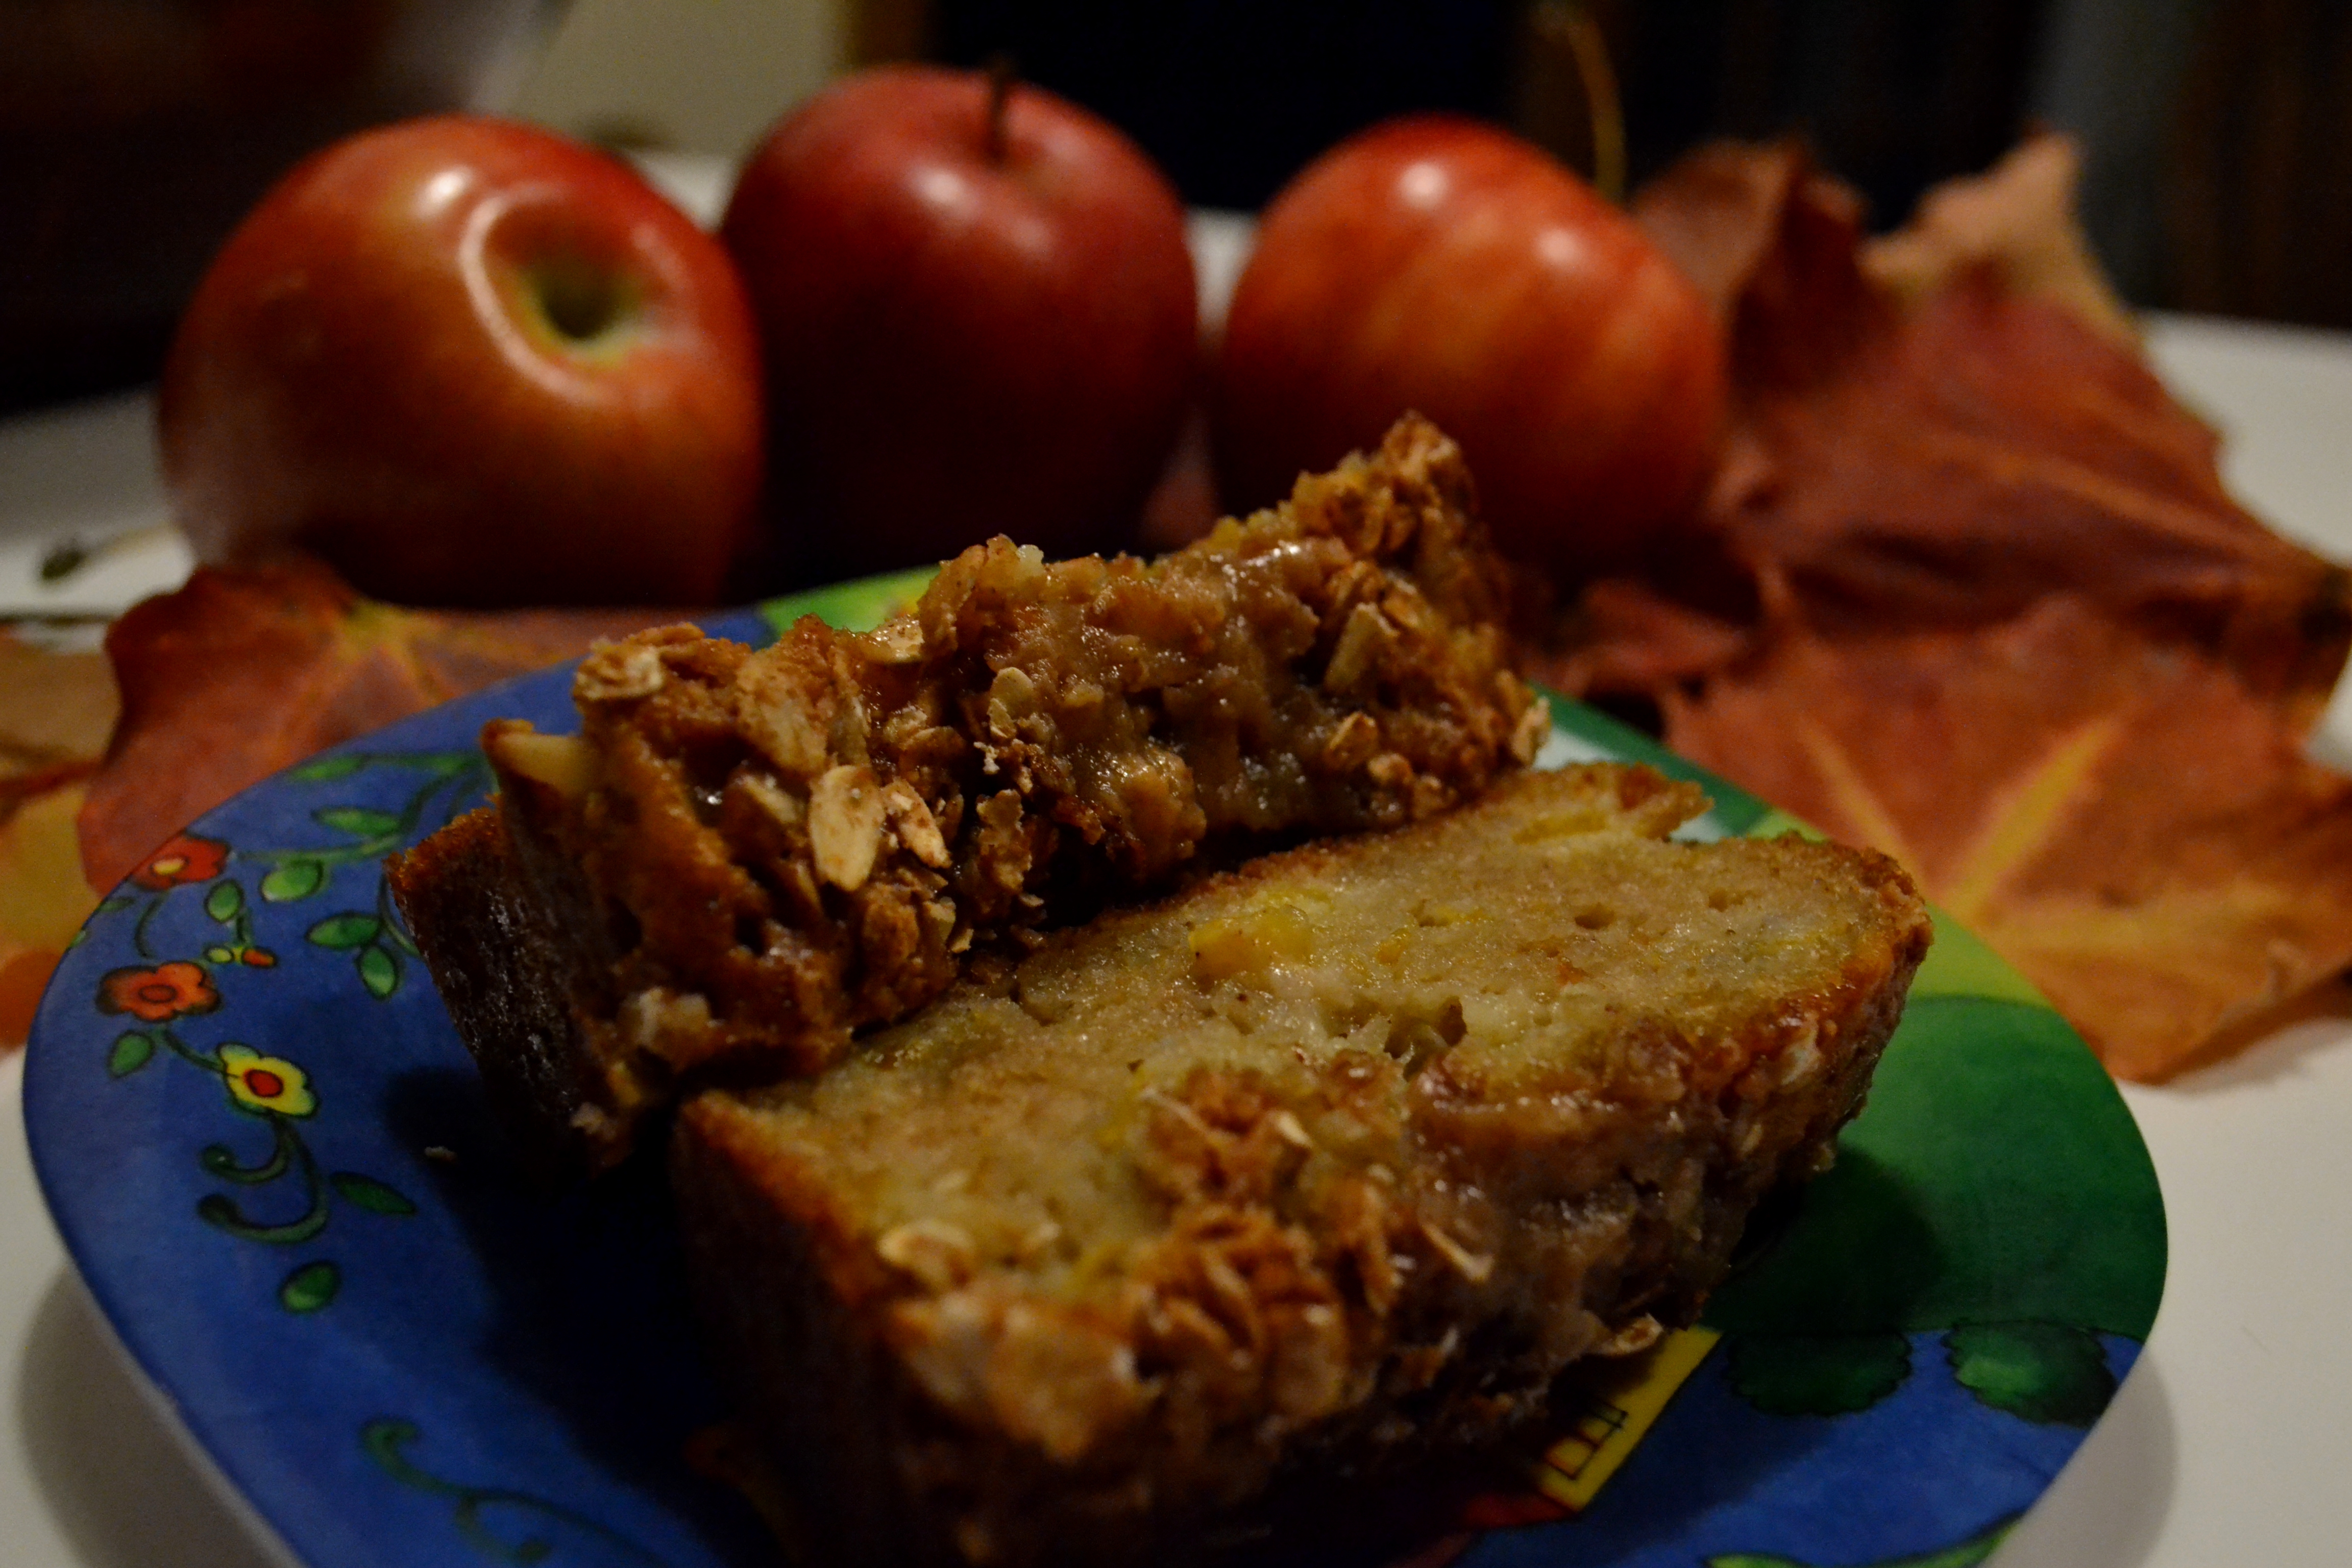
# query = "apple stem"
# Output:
<box><xmin>984</xmin><ymin>53</ymin><xmax>1016</xmax><ymax>164</ymax></box>
<box><xmin>1537</xmin><ymin>2</ymin><xmax>1625</xmax><ymax>202</ymax></box>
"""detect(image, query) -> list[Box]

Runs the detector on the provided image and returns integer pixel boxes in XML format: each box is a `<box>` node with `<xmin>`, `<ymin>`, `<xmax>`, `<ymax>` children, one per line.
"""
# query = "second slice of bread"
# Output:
<box><xmin>673</xmin><ymin>764</ymin><xmax>1931</xmax><ymax>1566</ymax></box>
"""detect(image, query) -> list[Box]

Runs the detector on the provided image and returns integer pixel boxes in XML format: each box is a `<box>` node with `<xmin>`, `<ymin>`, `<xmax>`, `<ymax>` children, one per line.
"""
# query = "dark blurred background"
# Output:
<box><xmin>0</xmin><ymin>0</ymin><xmax>561</xmax><ymax>414</ymax></box>
<box><xmin>9</xmin><ymin>0</ymin><xmax>2351</xmax><ymax>415</ymax></box>
<box><xmin>887</xmin><ymin>0</ymin><xmax>2352</xmax><ymax>329</ymax></box>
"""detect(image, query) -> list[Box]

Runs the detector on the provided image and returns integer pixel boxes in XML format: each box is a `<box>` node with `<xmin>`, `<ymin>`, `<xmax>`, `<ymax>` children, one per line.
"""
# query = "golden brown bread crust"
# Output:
<box><xmin>380</xmin><ymin>806</ymin><xmax>603</xmax><ymax>1179</ymax></box>
<box><xmin>670</xmin><ymin>766</ymin><xmax>1932</xmax><ymax>1566</ymax></box>
<box><xmin>390</xmin><ymin>416</ymin><xmax>1542</xmax><ymax>1177</ymax></box>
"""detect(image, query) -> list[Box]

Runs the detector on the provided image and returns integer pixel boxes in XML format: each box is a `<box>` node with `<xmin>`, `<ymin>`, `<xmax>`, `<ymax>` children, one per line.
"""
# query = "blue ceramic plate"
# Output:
<box><xmin>26</xmin><ymin>577</ymin><xmax>2165</xmax><ymax>1568</ymax></box>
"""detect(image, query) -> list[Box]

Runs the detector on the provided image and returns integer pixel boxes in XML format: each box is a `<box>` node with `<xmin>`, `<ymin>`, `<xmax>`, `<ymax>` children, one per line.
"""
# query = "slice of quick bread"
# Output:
<box><xmin>671</xmin><ymin>764</ymin><xmax>1932</xmax><ymax>1567</ymax></box>
<box><xmin>388</xmin><ymin>416</ymin><xmax>1544</xmax><ymax>1179</ymax></box>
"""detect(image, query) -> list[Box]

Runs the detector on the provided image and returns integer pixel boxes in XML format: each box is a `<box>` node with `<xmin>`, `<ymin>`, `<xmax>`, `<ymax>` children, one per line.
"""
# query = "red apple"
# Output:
<box><xmin>1215</xmin><ymin>116</ymin><xmax>1727</xmax><ymax>580</ymax></box>
<box><xmin>160</xmin><ymin>115</ymin><xmax>764</xmax><ymax>607</ymax></box>
<box><xmin>722</xmin><ymin>66</ymin><xmax>1196</xmax><ymax>577</ymax></box>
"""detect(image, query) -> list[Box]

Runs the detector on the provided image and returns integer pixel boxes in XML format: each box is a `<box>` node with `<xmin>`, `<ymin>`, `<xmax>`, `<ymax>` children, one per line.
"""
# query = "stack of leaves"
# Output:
<box><xmin>1534</xmin><ymin>135</ymin><xmax>2352</xmax><ymax>1080</ymax></box>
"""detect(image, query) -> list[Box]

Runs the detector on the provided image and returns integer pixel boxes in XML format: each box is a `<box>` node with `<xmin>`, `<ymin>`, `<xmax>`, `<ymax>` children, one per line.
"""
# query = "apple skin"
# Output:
<box><xmin>160</xmin><ymin>115</ymin><xmax>764</xmax><ymax>607</ymax></box>
<box><xmin>1215</xmin><ymin>116</ymin><xmax>1727</xmax><ymax>580</ymax></box>
<box><xmin>722</xmin><ymin>66</ymin><xmax>1197</xmax><ymax>577</ymax></box>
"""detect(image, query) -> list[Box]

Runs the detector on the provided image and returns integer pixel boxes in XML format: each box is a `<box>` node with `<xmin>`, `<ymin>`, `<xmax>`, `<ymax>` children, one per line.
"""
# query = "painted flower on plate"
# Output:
<box><xmin>218</xmin><ymin>1043</ymin><xmax>316</xmax><ymax>1118</ymax></box>
<box><xmin>130</xmin><ymin>835</ymin><xmax>230</xmax><ymax>891</ymax></box>
<box><xmin>97</xmin><ymin>961</ymin><xmax>220</xmax><ymax>1022</ymax></box>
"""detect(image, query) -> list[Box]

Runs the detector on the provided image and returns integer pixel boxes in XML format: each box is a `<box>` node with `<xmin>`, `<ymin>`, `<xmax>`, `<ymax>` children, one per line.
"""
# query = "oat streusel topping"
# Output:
<box><xmin>407</xmin><ymin>416</ymin><xmax>1540</xmax><ymax>1169</ymax></box>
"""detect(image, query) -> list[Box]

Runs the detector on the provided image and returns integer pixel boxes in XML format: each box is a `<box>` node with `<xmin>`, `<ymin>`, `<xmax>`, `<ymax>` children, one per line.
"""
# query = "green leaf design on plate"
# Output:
<box><xmin>261</xmin><ymin>859</ymin><xmax>328</xmax><ymax>902</ymax></box>
<box><xmin>758</xmin><ymin>565</ymin><xmax>940</xmax><ymax>638</ymax></box>
<box><xmin>330</xmin><ymin>1171</ymin><xmax>418</xmax><ymax>1216</ymax></box>
<box><xmin>1727</xmin><ymin>1333</ymin><xmax>1913</xmax><ymax>1417</ymax></box>
<box><xmin>357</xmin><ymin>945</ymin><xmax>399</xmax><ymax>999</ymax></box>
<box><xmin>314</xmin><ymin>806</ymin><xmax>401</xmax><ymax>838</ymax></box>
<box><xmin>361</xmin><ymin>1419</ymin><xmax>674</xmax><ymax>1564</ymax></box>
<box><xmin>203</xmin><ymin>881</ymin><xmax>243</xmax><ymax>921</ymax></box>
<box><xmin>1708</xmin><ymin>996</ymin><xmax>2165</xmax><ymax>1345</ymax></box>
<box><xmin>202</xmin><ymin>1132</ymin><xmax>293</xmax><ymax>1185</ymax></box>
<box><xmin>1745</xmin><ymin>807</ymin><xmax>1822</xmax><ymax>841</ymax></box>
<box><xmin>279</xmin><ymin>1260</ymin><xmax>340</xmax><ymax>1313</ymax></box>
<box><xmin>1945</xmin><ymin>1322</ymin><xmax>2116</xmax><ymax>1427</ymax></box>
<box><xmin>107</xmin><ymin>1032</ymin><xmax>154</xmax><ymax>1077</ymax></box>
<box><xmin>199</xmin><ymin>1189</ymin><xmax>329</xmax><ymax>1246</ymax></box>
<box><xmin>307</xmin><ymin>913</ymin><xmax>381</xmax><ymax>950</ymax></box>
<box><xmin>290</xmin><ymin>754</ymin><xmax>366</xmax><ymax>782</ymax></box>
<box><xmin>1906</xmin><ymin>910</ymin><xmax>2048</xmax><ymax>1007</ymax></box>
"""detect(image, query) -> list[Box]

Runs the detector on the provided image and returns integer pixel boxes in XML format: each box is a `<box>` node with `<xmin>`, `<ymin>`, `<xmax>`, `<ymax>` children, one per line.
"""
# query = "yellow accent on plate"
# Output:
<box><xmin>1532</xmin><ymin>1326</ymin><xmax>1722</xmax><ymax>1511</ymax></box>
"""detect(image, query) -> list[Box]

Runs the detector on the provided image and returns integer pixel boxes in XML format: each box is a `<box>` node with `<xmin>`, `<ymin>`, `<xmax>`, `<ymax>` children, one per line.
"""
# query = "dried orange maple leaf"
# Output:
<box><xmin>1</xmin><ymin>775</ymin><xmax>100</xmax><ymax>1050</ymax></box>
<box><xmin>1862</xmin><ymin>132</ymin><xmax>2138</xmax><ymax>348</ymax></box>
<box><xmin>79</xmin><ymin>557</ymin><xmax>674</xmax><ymax>893</ymax></box>
<box><xmin>1621</xmin><ymin>140</ymin><xmax>2352</xmax><ymax>730</ymax></box>
<box><xmin>1541</xmin><ymin>138</ymin><xmax>2352</xmax><ymax>1080</ymax></box>
<box><xmin>1717</xmin><ymin>278</ymin><xmax>2351</xmax><ymax>725</ymax></box>
<box><xmin>1666</xmin><ymin>598</ymin><xmax>2352</xmax><ymax>1081</ymax></box>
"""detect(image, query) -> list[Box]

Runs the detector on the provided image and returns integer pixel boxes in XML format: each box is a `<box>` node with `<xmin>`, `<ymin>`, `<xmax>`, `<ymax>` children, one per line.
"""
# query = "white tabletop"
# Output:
<box><xmin>5</xmin><ymin>231</ymin><xmax>2350</xmax><ymax>1561</ymax></box>
<box><xmin>1983</xmin><ymin>315</ymin><xmax>2352</xmax><ymax>1568</ymax></box>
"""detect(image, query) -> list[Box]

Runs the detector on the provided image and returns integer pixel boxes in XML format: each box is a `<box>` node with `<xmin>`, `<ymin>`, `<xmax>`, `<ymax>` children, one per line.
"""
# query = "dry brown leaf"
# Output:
<box><xmin>1720</xmin><ymin>279</ymin><xmax>2351</xmax><ymax>726</ymax></box>
<box><xmin>1665</xmin><ymin>599</ymin><xmax>2352</xmax><ymax>1080</ymax></box>
<box><xmin>1541</xmin><ymin>578</ymin><xmax>1752</xmax><ymax>700</ymax></box>
<box><xmin>1640</xmin><ymin>134</ymin><xmax>2131</xmax><ymax>365</ymax></box>
<box><xmin>0</xmin><ymin>628</ymin><xmax>117</xmax><ymax>1049</ymax></box>
<box><xmin>1863</xmin><ymin>132</ymin><xmax>2138</xmax><ymax>347</ymax></box>
<box><xmin>0</xmin><ymin>772</ymin><xmax>100</xmax><ymax>1051</ymax></box>
<box><xmin>0</xmin><ymin>635</ymin><xmax>117</xmax><ymax>780</ymax></box>
<box><xmin>1633</xmin><ymin>139</ymin><xmax>1888</xmax><ymax>392</ymax></box>
<box><xmin>1624</xmin><ymin>140</ymin><xmax>2352</xmax><ymax>728</ymax></box>
<box><xmin>79</xmin><ymin>557</ymin><xmax>676</xmax><ymax>893</ymax></box>
<box><xmin>1541</xmin><ymin>138</ymin><xmax>2352</xmax><ymax>1079</ymax></box>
